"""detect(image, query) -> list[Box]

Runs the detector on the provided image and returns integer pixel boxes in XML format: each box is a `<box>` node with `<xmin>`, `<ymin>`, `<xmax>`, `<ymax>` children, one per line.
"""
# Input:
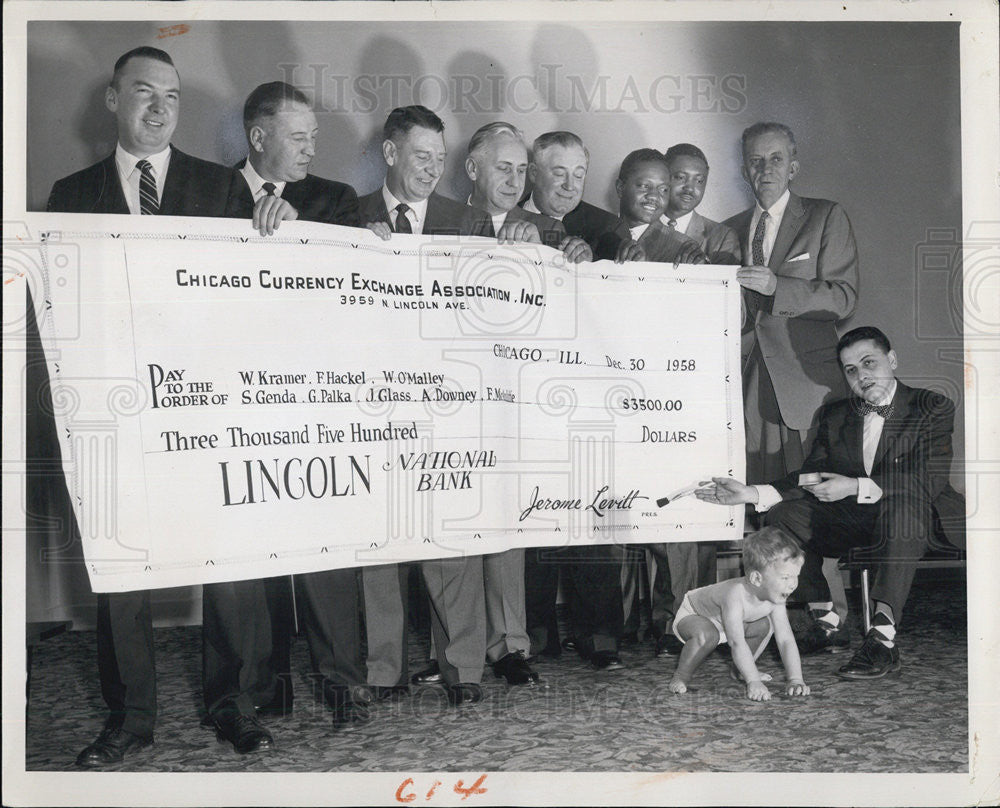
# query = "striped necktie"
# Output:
<box><xmin>137</xmin><ymin>160</ymin><xmax>159</xmax><ymax>215</ymax></box>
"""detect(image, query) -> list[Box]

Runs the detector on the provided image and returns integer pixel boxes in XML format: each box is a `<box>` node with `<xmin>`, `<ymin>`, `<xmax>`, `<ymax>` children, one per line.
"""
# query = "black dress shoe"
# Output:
<box><xmin>332</xmin><ymin>701</ymin><xmax>373</xmax><ymax>730</ymax></box>
<box><xmin>214</xmin><ymin>712</ymin><xmax>275</xmax><ymax>754</ymax></box>
<box><xmin>836</xmin><ymin>631</ymin><xmax>901</xmax><ymax>679</ymax></box>
<box><xmin>446</xmin><ymin>682</ymin><xmax>484</xmax><ymax>706</ymax></box>
<box><xmin>492</xmin><ymin>651</ymin><xmax>540</xmax><ymax>685</ymax></box>
<box><xmin>798</xmin><ymin>616</ymin><xmax>851</xmax><ymax>654</ymax></box>
<box><xmin>591</xmin><ymin>651</ymin><xmax>625</xmax><ymax>671</ymax></box>
<box><xmin>655</xmin><ymin>634</ymin><xmax>684</xmax><ymax>658</ymax></box>
<box><xmin>371</xmin><ymin>685</ymin><xmax>410</xmax><ymax>701</ymax></box>
<box><xmin>76</xmin><ymin>724</ymin><xmax>153</xmax><ymax>768</ymax></box>
<box><xmin>561</xmin><ymin>636</ymin><xmax>578</xmax><ymax>652</ymax></box>
<box><xmin>410</xmin><ymin>661</ymin><xmax>442</xmax><ymax>685</ymax></box>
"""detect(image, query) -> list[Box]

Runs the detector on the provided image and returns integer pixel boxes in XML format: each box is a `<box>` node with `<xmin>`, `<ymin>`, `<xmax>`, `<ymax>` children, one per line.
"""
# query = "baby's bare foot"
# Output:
<box><xmin>668</xmin><ymin>676</ymin><xmax>688</xmax><ymax>694</ymax></box>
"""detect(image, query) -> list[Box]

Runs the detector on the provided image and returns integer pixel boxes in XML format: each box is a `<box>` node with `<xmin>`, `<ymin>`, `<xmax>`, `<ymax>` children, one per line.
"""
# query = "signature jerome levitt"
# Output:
<box><xmin>518</xmin><ymin>485</ymin><xmax>648</xmax><ymax>522</ymax></box>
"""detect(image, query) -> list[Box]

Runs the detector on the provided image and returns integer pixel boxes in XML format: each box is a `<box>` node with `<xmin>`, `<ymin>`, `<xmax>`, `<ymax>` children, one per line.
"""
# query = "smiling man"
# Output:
<box><xmin>694</xmin><ymin>327</ymin><xmax>958</xmax><ymax>680</ymax></box>
<box><xmin>465</xmin><ymin>122</ymin><xmax>592</xmax><ymax>262</ymax></box>
<box><xmin>596</xmin><ymin>148</ymin><xmax>699</xmax><ymax>264</ymax></box>
<box><xmin>358</xmin><ymin>105</ymin><xmax>479</xmax><ymax>238</ymax></box>
<box><xmin>47</xmin><ymin>47</ymin><xmax>231</xmax><ymax>216</ymax></box>
<box><xmin>225</xmin><ymin>82</ymin><xmax>359</xmax><ymax>235</ymax></box>
<box><xmin>45</xmin><ymin>47</ymin><xmax>255</xmax><ymax>768</ymax></box>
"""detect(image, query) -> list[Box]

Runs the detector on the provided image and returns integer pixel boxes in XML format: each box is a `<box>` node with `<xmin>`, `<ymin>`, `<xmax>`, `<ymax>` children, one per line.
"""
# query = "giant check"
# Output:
<box><xmin>28</xmin><ymin>214</ymin><xmax>744</xmax><ymax>592</ymax></box>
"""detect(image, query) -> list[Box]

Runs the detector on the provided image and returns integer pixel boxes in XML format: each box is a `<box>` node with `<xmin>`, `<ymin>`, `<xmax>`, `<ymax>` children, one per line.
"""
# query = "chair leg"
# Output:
<box><xmin>860</xmin><ymin>568</ymin><xmax>872</xmax><ymax>635</ymax></box>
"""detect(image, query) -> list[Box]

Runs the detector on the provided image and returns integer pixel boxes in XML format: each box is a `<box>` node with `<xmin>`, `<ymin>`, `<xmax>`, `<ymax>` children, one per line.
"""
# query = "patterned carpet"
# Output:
<box><xmin>23</xmin><ymin>576</ymin><xmax>967</xmax><ymax>773</ymax></box>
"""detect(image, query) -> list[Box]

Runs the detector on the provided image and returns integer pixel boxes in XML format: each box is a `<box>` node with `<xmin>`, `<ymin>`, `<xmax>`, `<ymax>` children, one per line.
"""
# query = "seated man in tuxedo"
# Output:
<box><xmin>225</xmin><ymin>81</ymin><xmax>359</xmax><ymax>235</ymax></box>
<box><xmin>464</xmin><ymin>122</ymin><xmax>591</xmax><ymax>263</ymax></box>
<box><xmin>695</xmin><ymin>327</ymin><xmax>958</xmax><ymax>679</ymax></box>
<box><xmin>358</xmin><ymin>105</ymin><xmax>489</xmax><ymax>706</ymax></box>
<box><xmin>645</xmin><ymin>143</ymin><xmax>741</xmax><ymax>659</ymax></box>
<box><xmin>46</xmin><ymin>46</ymin><xmax>275</xmax><ymax>765</ymax></box>
<box><xmin>595</xmin><ymin>149</ymin><xmax>702</xmax><ymax>264</ymax></box>
<box><xmin>224</xmin><ymin>80</ymin><xmax>369</xmax><ymax>731</ymax></box>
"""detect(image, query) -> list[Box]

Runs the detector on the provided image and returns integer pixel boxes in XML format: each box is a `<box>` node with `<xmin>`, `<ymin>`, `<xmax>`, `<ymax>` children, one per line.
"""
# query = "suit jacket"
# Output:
<box><xmin>357</xmin><ymin>188</ymin><xmax>483</xmax><ymax>236</ymax></box>
<box><xmin>469</xmin><ymin>205</ymin><xmax>567</xmax><ymax>249</ymax></box>
<box><xmin>684</xmin><ymin>211</ymin><xmax>741</xmax><ymax>265</ymax></box>
<box><xmin>594</xmin><ymin>218</ymin><xmax>693</xmax><ymax>264</ymax></box>
<box><xmin>771</xmin><ymin>382</ymin><xmax>955</xmax><ymax>512</ymax></box>
<box><xmin>553</xmin><ymin>200</ymin><xmax>619</xmax><ymax>251</ymax></box>
<box><xmin>46</xmin><ymin>146</ymin><xmax>233</xmax><ymax>217</ymax></box>
<box><xmin>724</xmin><ymin>192</ymin><xmax>860</xmax><ymax>430</ymax></box>
<box><xmin>224</xmin><ymin>163</ymin><xmax>360</xmax><ymax>227</ymax></box>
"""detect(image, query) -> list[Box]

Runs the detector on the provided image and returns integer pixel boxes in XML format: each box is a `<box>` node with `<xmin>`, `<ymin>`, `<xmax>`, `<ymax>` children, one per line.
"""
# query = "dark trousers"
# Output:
<box><xmin>766</xmin><ymin>492</ymin><xmax>932</xmax><ymax>622</ymax></box>
<box><xmin>97</xmin><ymin>590</ymin><xmax>156</xmax><ymax>736</ymax></box>
<box><xmin>266</xmin><ymin>569</ymin><xmax>366</xmax><ymax>708</ymax></box>
<box><xmin>564</xmin><ymin>545</ymin><xmax>624</xmax><ymax>654</ymax></box>
<box><xmin>202</xmin><ymin>579</ymin><xmax>273</xmax><ymax>717</ymax></box>
<box><xmin>524</xmin><ymin>546</ymin><xmax>564</xmax><ymax>655</ymax></box>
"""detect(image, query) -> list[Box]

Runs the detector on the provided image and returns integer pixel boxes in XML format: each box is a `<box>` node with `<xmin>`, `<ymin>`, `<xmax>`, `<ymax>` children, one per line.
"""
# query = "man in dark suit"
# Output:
<box><xmin>46</xmin><ymin>46</ymin><xmax>274</xmax><ymax>765</ymax></box>
<box><xmin>696</xmin><ymin>327</ymin><xmax>957</xmax><ymax>679</ymax></box>
<box><xmin>595</xmin><ymin>149</ymin><xmax>702</xmax><ymax>264</ymax></box>
<box><xmin>358</xmin><ymin>105</ymin><xmax>489</xmax><ymax>706</ymax></box>
<box><xmin>522</xmin><ymin>130</ymin><xmax>619</xmax><ymax>252</ymax></box>
<box><xmin>220</xmin><ymin>81</ymin><xmax>370</xmax><ymax>731</ymax></box>
<box><xmin>659</xmin><ymin>143</ymin><xmax>741</xmax><ymax>265</ymax></box>
<box><xmin>464</xmin><ymin>122</ymin><xmax>591</xmax><ymax>263</ymax></box>
<box><xmin>723</xmin><ymin>123</ymin><xmax>859</xmax><ymax>485</ymax></box>
<box><xmin>358</xmin><ymin>105</ymin><xmax>481</xmax><ymax>240</ymax></box>
<box><xmin>224</xmin><ymin>81</ymin><xmax>359</xmax><ymax>235</ymax></box>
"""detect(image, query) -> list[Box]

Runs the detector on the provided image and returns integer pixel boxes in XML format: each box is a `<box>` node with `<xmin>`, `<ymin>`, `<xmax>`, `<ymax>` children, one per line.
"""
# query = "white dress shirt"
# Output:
<box><xmin>381</xmin><ymin>186</ymin><xmax>427</xmax><ymax>234</ymax></box>
<box><xmin>747</xmin><ymin>188</ymin><xmax>791</xmax><ymax>265</ymax></box>
<box><xmin>114</xmin><ymin>144</ymin><xmax>171</xmax><ymax>215</ymax></box>
<box><xmin>754</xmin><ymin>379</ymin><xmax>895</xmax><ymax>511</ymax></box>
<box><xmin>659</xmin><ymin>210</ymin><xmax>694</xmax><ymax>233</ymax></box>
<box><xmin>524</xmin><ymin>196</ymin><xmax>563</xmax><ymax>221</ymax></box>
<box><xmin>629</xmin><ymin>222</ymin><xmax>650</xmax><ymax>240</ymax></box>
<box><xmin>240</xmin><ymin>160</ymin><xmax>286</xmax><ymax>200</ymax></box>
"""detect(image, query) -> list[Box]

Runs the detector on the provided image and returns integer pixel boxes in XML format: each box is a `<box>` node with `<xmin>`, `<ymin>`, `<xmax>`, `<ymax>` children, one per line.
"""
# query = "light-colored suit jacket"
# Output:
<box><xmin>684</xmin><ymin>211</ymin><xmax>741</xmax><ymax>265</ymax></box>
<box><xmin>724</xmin><ymin>192</ymin><xmax>859</xmax><ymax>430</ymax></box>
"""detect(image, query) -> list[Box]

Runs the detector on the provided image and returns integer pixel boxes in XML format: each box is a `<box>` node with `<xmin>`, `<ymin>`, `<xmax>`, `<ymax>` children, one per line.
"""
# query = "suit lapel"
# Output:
<box><xmin>768</xmin><ymin>192</ymin><xmax>805</xmax><ymax>269</ymax></box>
<box><xmin>873</xmin><ymin>382</ymin><xmax>911</xmax><ymax>470</ymax></box>
<box><xmin>686</xmin><ymin>212</ymin><xmax>708</xmax><ymax>249</ymax></box>
<box><xmin>159</xmin><ymin>146</ymin><xmax>187</xmax><ymax>215</ymax></box>
<box><xmin>841</xmin><ymin>402</ymin><xmax>866</xmax><ymax>475</ymax></box>
<box><xmin>99</xmin><ymin>154</ymin><xmax>130</xmax><ymax>214</ymax></box>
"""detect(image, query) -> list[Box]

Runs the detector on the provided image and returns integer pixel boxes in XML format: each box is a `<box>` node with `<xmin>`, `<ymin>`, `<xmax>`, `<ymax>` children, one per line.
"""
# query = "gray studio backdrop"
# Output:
<box><xmin>24</xmin><ymin>19</ymin><xmax>964</xmax><ymax>625</ymax></box>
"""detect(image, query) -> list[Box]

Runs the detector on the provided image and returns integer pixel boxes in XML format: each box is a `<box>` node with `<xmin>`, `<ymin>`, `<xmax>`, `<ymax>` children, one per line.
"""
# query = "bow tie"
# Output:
<box><xmin>856</xmin><ymin>400</ymin><xmax>894</xmax><ymax>419</ymax></box>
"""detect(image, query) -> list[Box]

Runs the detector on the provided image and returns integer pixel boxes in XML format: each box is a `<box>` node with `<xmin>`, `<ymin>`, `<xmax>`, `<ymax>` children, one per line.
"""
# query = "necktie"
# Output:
<box><xmin>857</xmin><ymin>400</ymin><xmax>894</xmax><ymax>419</ymax></box>
<box><xmin>751</xmin><ymin>210</ymin><xmax>769</xmax><ymax>266</ymax></box>
<box><xmin>666</xmin><ymin>219</ymin><xmax>677</xmax><ymax>230</ymax></box>
<box><xmin>137</xmin><ymin>159</ymin><xmax>159</xmax><ymax>215</ymax></box>
<box><xmin>262</xmin><ymin>182</ymin><xmax>277</xmax><ymax>197</ymax></box>
<box><xmin>394</xmin><ymin>203</ymin><xmax>412</xmax><ymax>234</ymax></box>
